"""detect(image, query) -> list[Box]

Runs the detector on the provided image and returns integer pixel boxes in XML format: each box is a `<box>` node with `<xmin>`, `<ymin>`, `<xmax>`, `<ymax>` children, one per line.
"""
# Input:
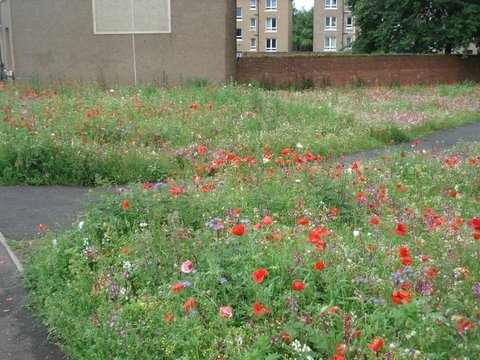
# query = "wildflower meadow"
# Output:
<box><xmin>1</xmin><ymin>81</ymin><xmax>479</xmax><ymax>359</ymax></box>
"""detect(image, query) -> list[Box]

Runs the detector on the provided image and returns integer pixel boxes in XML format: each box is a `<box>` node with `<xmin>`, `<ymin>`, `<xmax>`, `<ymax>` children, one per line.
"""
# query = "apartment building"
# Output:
<box><xmin>313</xmin><ymin>0</ymin><xmax>355</xmax><ymax>52</ymax></box>
<box><xmin>236</xmin><ymin>0</ymin><xmax>293</xmax><ymax>57</ymax></box>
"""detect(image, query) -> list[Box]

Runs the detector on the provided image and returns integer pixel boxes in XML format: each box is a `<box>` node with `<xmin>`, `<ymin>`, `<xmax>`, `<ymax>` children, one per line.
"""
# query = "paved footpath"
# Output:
<box><xmin>0</xmin><ymin>121</ymin><xmax>479</xmax><ymax>359</ymax></box>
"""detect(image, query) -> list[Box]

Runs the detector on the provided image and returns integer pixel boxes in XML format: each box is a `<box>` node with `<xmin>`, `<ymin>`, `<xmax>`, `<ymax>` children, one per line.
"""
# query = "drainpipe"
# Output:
<box><xmin>340</xmin><ymin>0</ymin><xmax>344</xmax><ymax>50</ymax></box>
<box><xmin>256</xmin><ymin>0</ymin><xmax>260</xmax><ymax>52</ymax></box>
<box><xmin>130</xmin><ymin>0</ymin><xmax>138</xmax><ymax>85</ymax></box>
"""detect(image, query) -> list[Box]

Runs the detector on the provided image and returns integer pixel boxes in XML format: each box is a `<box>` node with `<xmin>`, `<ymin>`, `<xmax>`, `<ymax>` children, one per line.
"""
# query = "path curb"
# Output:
<box><xmin>0</xmin><ymin>231</ymin><xmax>23</xmax><ymax>272</ymax></box>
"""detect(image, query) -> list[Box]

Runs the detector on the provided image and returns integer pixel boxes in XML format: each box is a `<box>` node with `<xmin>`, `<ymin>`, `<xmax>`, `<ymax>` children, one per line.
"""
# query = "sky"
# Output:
<box><xmin>293</xmin><ymin>0</ymin><xmax>314</xmax><ymax>10</ymax></box>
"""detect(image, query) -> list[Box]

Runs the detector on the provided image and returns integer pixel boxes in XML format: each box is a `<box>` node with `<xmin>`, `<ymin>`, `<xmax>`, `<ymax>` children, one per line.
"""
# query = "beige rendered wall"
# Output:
<box><xmin>313</xmin><ymin>0</ymin><xmax>354</xmax><ymax>52</ymax></box>
<box><xmin>236</xmin><ymin>0</ymin><xmax>292</xmax><ymax>54</ymax></box>
<box><xmin>0</xmin><ymin>0</ymin><xmax>14</xmax><ymax>72</ymax></box>
<box><xmin>9</xmin><ymin>0</ymin><xmax>236</xmax><ymax>84</ymax></box>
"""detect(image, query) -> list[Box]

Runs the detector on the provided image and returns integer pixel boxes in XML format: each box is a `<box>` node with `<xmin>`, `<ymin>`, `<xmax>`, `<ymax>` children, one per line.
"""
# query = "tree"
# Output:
<box><xmin>292</xmin><ymin>7</ymin><xmax>313</xmax><ymax>52</ymax></box>
<box><xmin>346</xmin><ymin>0</ymin><xmax>480</xmax><ymax>54</ymax></box>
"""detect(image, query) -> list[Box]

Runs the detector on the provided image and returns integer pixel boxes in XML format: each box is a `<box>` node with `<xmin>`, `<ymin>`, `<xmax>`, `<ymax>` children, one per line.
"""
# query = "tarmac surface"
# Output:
<box><xmin>0</xmin><ymin>121</ymin><xmax>479</xmax><ymax>359</ymax></box>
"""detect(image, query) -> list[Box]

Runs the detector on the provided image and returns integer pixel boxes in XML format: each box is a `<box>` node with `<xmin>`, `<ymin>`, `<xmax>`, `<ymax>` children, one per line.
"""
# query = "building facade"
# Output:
<box><xmin>236</xmin><ymin>0</ymin><xmax>293</xmax><ymax>57</ymax></box>
<box><xmin>0</xmin><ymin>0</ymin><xmax>236</xmax><ymax>84</ymax></box>
<box><xmin>313</xmin><ymin>0</ymin><xmax>355</xmax><ymax>52</ymax></box>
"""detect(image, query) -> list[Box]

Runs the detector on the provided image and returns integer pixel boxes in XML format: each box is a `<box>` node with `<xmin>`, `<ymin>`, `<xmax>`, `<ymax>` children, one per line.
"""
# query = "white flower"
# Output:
<box><xmin>139</xmin><ymin>222</ymin><xmax>148</xmax><ymax>228</ymax></box>
<box><xmin>296</xmin><ymin>143</ymin><xmax>303</xmax><ymax>149</ymax></box>
<box><xmin>78</xmin><ymin>221</ymin><xmax>84</xmax><ymax>230</ymax></box>
<box><xmin>353</xmin><ymin>230</ymin><xmax>360</xmax><ymax>237</ymax></box>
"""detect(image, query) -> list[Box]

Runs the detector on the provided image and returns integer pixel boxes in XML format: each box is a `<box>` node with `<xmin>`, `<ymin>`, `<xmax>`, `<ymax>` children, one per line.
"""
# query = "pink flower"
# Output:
<box><xmin>219</xmin><ymin>306</ymin><xmax>233</xmax><ymax>318</ymax></box>
<box><xmin>181</xmin><ymin>260</ymin><xmax>193</xmax><ymax>274</ymax></box>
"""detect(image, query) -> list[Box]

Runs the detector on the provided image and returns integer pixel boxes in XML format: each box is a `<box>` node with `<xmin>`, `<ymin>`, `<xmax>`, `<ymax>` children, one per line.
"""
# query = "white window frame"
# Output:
<box><xmin>346</xmin><ymin>16</ymin><xmax>353</xmax><ymax>29</ymax></box>
<box><xmin>236</xmin><ymin>28</ymin><xmax>243</xmax><ymax>41</ymax></box>
<box><xmin>265</xmin><ymin>18</ymin><xmax>277</xmax><ymax>32</ymax></box>
<box><xmin>250</xmin><ymin>38</ymin><xmax>257</xmax><ymax>51</ymax></box>
<box><xmin>92</xmin><ymin>0</ymin><xmax>171</xmax><ymax>34</ymax></box>
<box><xmin>236</xmin><ymin>7</ymin><xmax>242</xmax><ymax>20</ymax></box>
<box><xmin>325</xmin><ymin>0</ymin><xmax>337</xmax><ymax>9</ymax></box>
<box><xmin>345</xmin><ymin>36</ymin><xmax>352</xmax><ymax>49</ymax></box>
<box><xmin>250</xmin><ymin>18</ymin><xmax>257</xmax><ymax>31</ymax></box>
<box><xmin>266</xmin><ymin>38</ymin><xmax>277</xmax><ymax>52</ymax></box>
<box><xmin>325</xmin><ymin>16</ymin><xmax>337</xmax><ymax>31</ymax></box>
<box><xmin>236</xmin><ymin>51</ymin><xmax>243</xmax><ymax>59</ymax></box>
<box><xmin>324</xmin><ymin>36</ymin><xmax>337</xmax><ymax>52</ymax></box>
<box><xmin>250</xmin><ymin>0</ymin><xmax>256</xmax><ymax>9</ymax></box>
<box><xmin>265</xmin><ymin>0</ymin><xmax>277</xmax><ymax>11</ymax></box>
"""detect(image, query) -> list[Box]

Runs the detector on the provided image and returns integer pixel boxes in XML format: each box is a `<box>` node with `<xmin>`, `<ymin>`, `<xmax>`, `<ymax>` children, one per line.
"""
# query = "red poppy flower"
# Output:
<box><xmin>390</xmin><ymin>291</ymin><xmax>412</xmax><ymax>305</ymax></box>
<box><xmin>292</xmin><ymin>281</ymin><xmax>305</xmax><ymax>291</ymax></box>
<box><xmin>427</xmin><ymin>268</ymin><xmax>439</xmax><ymax>277</ymax></box>
<box><xmin>183</xmin><ymin>297</ymin><xmax>197</xmax><ymax>314</ymax></box>
<box><xmin>279</xmin><ymin>331</ymin><xmax>291</xmax><ymax>344</ymax></box>
<box><xmin>314</xmin><ymin>261</ymin><xmax>325</xmax><ymax>271</ymax></box>
<box><xmin>252</xmin><ymin>268</ymin><xmax>268</xmax><ymax>283</ymax></box>
<box><xmin>401</xmin><ymin>257</ymin><xmax>413</xmax><ymax>266</ymax></box>
<box><xmin>308</xmin><ymin>232</ymin><xmax>321</xmax><ymax>243</ymax></box>
<box><xmin>122</xmin><ymin>200</ymin><xmax>130</xmax><ymax>210</ymax></box>
<box><xmin>398</xmin><ymin>247</ymin><xmax>409</xmax><ymax>258</ymax></box>
<box><xmin>296</xmin><ymin>218</ymin><xmax>309</xmax><ymax>226</ymax></box>
<box><xmin>367</xmin><ymin>336</ymin><xmax>384</xmax><ymax>354</ymax></box>
<box><xmin>458</xmin><ymin>317</ymin><xmax>476</xmax><ymax>333</ymax></box>
<box><xmin>468</xmin><ymin>218</ymin><xmax>480</xmax><ymax>233</ymax></box>
<box><xmin>171</xmin><ymin>283</ymin><xmax>185</xmax><ymax>292</ymax></box>
<box><xmin>329</xmin><ymin>306</ymin><xmax>339</xmax><ymax>315</ymax></box>
<box><xmin>170</xmin><ymin>187</ymin><xmax>184</xmax><ymax>195</ymax></box>
<box><xmin>164</xmin><ymin>313</ymin><xmax>174</xmax><ymax>324</ymax></box>
<box><xmin>369</xmin><ymin>217</ymin><xmax>380</xmax><ymax>225</ymax></box>
<box><xmin>395</xmin><ymin>223</ymin><xmax>408</xmax><ymax>236</ymax></box>
<box><xmin>231</xmin><ymin>224</ymin><xmax>245</xmax><ymax>236</ymax></box>
<box><xmin>252</xmin><ymin>302</ymin><xmax>271</xmax><ymax>316</ymax></box>
<box><xmin>37</xmin><ymin>224</ymin><xmax>47</xmax><ymax>231</ymax></box>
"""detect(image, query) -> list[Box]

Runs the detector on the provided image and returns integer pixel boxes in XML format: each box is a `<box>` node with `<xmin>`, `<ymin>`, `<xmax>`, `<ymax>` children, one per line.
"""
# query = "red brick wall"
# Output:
<box><xmin>236</xmin><ymin>54</ymin><xmax>480</xmax><ymax>88</ymax></box>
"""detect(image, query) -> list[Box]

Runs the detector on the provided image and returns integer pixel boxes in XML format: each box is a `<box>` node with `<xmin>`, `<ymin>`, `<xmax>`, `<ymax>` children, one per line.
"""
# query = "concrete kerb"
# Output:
<box><xmin>0</xmin><ymin>231</ymin><xmax>23</xmax><ymax>272</ymax></box>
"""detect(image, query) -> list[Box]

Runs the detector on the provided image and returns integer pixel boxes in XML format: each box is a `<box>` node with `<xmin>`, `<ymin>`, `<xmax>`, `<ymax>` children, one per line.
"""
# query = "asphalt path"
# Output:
<box><xmin>0</xmin><ymin>121</ymin><xmax>479</xmax><ymax>359</ymax></box>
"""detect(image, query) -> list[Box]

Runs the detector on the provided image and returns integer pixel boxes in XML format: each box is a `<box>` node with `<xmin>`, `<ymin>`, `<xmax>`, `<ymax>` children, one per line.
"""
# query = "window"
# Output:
<box><xmin>325</xmin><ymin>16</ymin><xmax>337</xmax><ymax>30</ymax></box>
<box><xmin>236</xmin><ymin>28</ymin><xmax>243</xmax><ymax>40</ymax></box>
<box><xmin>250</xmin><ymin>38</ymin><xmax>257</xmax><ymax>51</ymax></box>
<box><xmin>250</xmin><ymin>0</ymin><xmax>256</xmax><ymax>9</ymax></box>
<box><xmin>266</xmin><ymin>0</ymin><xmax>277</xmax><ymax>11</ymax></box>
<box><xmin>236</xmin><ymin>51</ymin><xmax>243</xmax><ymax>59</ymax></box>
<box><xmin>250</xmin><ymin>18</ymin><xmax>257</xmax><ymax>31</ymax></box>
<box><xmin>325</xmin><ymin>0</ymin><xmax>337</xmax><ymax>9</ymax></box>
<box><xmin>236</xmin><ymin>7</ymin><xmax>242</xmax><ymax>20</ymax></box>
<box><xmin>324</xmin><ymin>37</ymin><xmax>337</xmax><ymax>51</ymax></box>
<box><xmin>345</xmin><ymin>37</ymin><xmax>352</xmax><ymax>49</ymax></box>
<box><xmin>266</xmin><ymin>18</ymin><xmax>277</xmax><ymax>32</ymax></box>
<box><xmin>92</xmin><ymin>0</ymin><xmax>171</xmax><ymax>34</ymax></box>
<box><xmin>266</xmin><ymin>38</ymin><xmax>277</xmax><ymax>52</ymax></box>
<box><xmin>346</xmin><ymin>17</ymin><xmax>353</xmax><ymax>29</ymax></box>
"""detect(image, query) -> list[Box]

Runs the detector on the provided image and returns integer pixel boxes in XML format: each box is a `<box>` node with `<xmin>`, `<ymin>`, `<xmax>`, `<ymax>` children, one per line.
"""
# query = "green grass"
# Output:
<box><xmin>0</xmin><ymin>81</ymin><xmax>478</xmax><ymax>185</ymax></box>
<box><xmin>6</xmin><ymin>80</ymin><xmax>479</xmax><ymax>359</ymax></box>
<box><xmin>24</xmin><ymin>142</ymin><xmax>480</xmax><ymax>359</ymax></box>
